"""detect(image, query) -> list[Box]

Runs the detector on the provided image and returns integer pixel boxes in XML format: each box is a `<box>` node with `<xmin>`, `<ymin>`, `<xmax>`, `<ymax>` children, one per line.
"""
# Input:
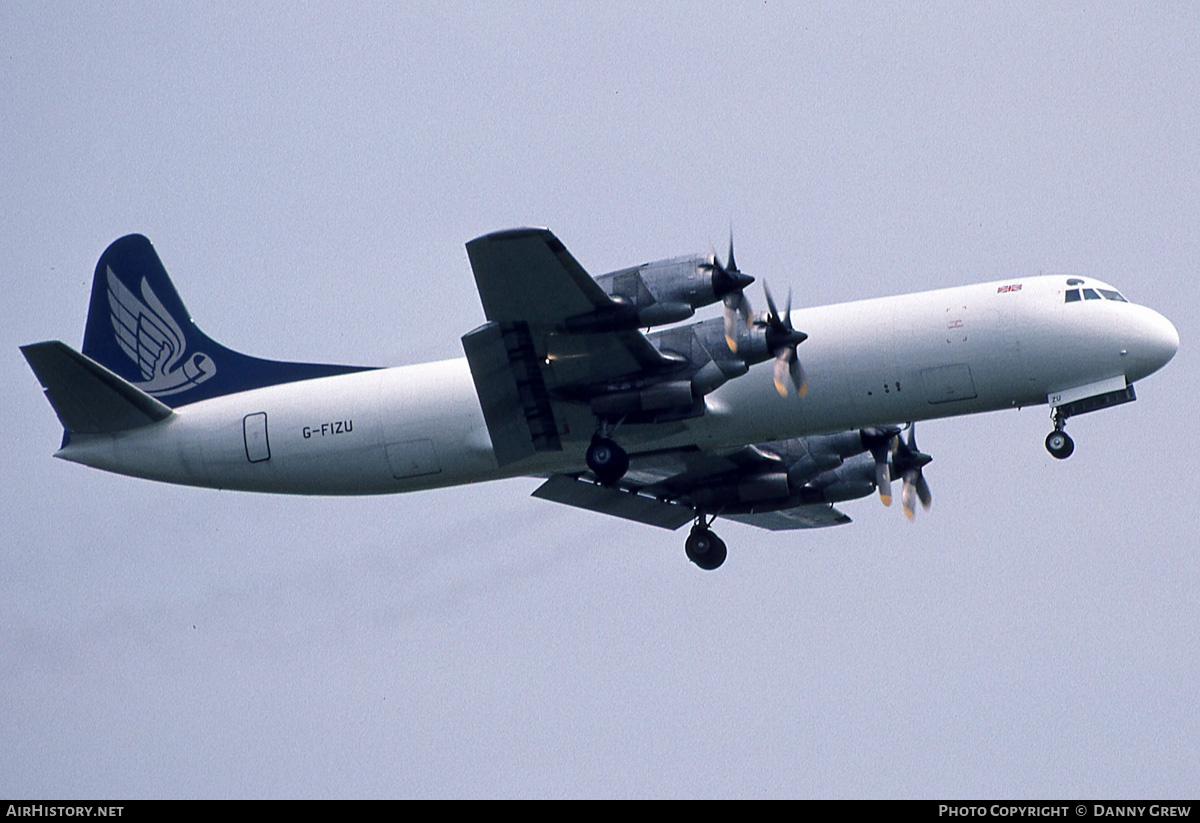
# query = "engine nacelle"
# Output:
<box><xmin>679</xmin><ymin>435</ymin><xmax>881</xmax><ymax>514</ymax></box>
<box><xmin>566</xmin><ymin>254</ymin><xmax>751</xmax><ymax>332</ymax></box>
<box><xmin>729</xmin><ymin>323</ymin><xmax>772</xmax><ymax>364</ymax></box>
<box><xmin>802</xmin><ymin>453</ymin><xmax>877</xmax><ymax>504</ymax></box>
<box><xmin>598</xmin><ymin>255</ymin><xmax>713</xmax><ymax>313</ymax></box>
<box><xmin>749</xmin><ymin>432</ymin><xmax>869</xmax><ymax>487</ymax></box>
<box><xmin>590</xmin><ymin>380</ymin><xmax>695</xmax><ymax>418</ymax></box>
<box><xmin>687</xmin><ymin>471</ymin><xmax>792</xmax><ymax>510</ymax></box>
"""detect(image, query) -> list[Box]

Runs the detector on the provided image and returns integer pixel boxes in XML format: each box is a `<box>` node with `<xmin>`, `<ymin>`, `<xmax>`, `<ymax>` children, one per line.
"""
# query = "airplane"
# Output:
<box><xmin>20</xmin><ymin>229</ymin><xmax>1179</xmax><ymax>570</ymax></box>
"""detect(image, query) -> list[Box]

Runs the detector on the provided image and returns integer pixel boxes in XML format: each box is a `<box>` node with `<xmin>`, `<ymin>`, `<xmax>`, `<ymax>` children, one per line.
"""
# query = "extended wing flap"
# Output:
<box><xmin>532</xmin><ymin>474</ymin><xmax>695</xmax><ymax>530</ymax></box>
<box><xmin>724</xmin><ymin>504</ymin><xmax>852</xmax><ymax>531</ymax></box>
<box><xmin>461</xmin><ymin>321</ymin><xmax>561</xmax><ymax>465</ymax></box>
<box><xmin>21</xmin><ymin>340</ymin><xmax>174</xmax><ymax>433</ymax></box>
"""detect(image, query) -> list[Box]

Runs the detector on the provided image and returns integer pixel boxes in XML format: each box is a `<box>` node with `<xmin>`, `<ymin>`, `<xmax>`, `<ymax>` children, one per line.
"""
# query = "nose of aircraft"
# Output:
<box><xmin>1125</xmin><ymin>306</ymin><xmax>1179</xmax><ymax>380</ymax></box>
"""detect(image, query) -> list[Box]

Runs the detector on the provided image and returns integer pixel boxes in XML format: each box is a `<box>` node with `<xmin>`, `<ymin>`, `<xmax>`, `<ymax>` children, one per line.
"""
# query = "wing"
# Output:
<box><xmin>466</xmin><ymin>227</ymin><xmax>609</xmax><ymax>326</ymax></box>
<box><xmin>531</xmin><ymin>442</ymin><xmax>854</xmax><ymax>532</ymax></box>
<box><xmin>462</xmin><ymin>229</ymin><xmax>684</xmax><ymax>465</ymax></box>
<box><xmin>465</xmin><ymin>228</ymin><xmax>677</xmax><ymax>382</ymax></box>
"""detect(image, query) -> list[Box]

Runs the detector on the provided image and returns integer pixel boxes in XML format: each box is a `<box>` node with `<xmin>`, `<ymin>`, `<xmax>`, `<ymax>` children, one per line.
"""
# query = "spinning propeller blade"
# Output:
<box><xmin>703</xmin><ymin>234</ymin><xmax>755</xmax><ymax>352</ymax></box>
<box><xmin>763</xmin><ymin>284</ymin><xmax>808</xmax><ymax>396</ymax></box>
<box><xmin>891</xmin><ymin>424</ymin><xmax>933</xmax><ymax>521</ymax></box>
<box><xmin>861</xmin><ymin>426</ymin><xmax>901</xmax><ymax>506</ymax></box>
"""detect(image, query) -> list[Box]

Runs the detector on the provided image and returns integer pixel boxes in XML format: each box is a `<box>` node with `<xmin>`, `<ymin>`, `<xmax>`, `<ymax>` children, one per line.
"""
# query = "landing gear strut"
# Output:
<box><xmin>685</xmin><ymin>515</ymin><xmax>727</xmax><ymax>570</ymax></box>
<box><xmin>1045</xmin><ymin>408</ymin><xmax>1075</xmax><ymax>460</ymax></box>
<box><xmin>586</xmin><ymin>434</ymin><xmax>629</xmax><ymax>485</ymax></box>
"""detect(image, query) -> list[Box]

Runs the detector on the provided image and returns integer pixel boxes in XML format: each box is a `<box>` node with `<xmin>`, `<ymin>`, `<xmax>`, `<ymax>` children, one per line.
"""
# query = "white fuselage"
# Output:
<box><xmin>56</xmin><ymin>275</ymin><xmax>1179</xmax><ymax>494</ymax></box>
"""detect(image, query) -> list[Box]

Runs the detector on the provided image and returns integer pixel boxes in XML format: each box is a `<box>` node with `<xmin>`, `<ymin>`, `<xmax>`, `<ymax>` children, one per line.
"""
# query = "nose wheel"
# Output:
<box><xmin>685</xmin><ymin>518</ymin><xmax>727</xmax><ymax>570</ymax></box>
<box><xmin>1045</xmin><ymin>409</ymin><xmax>1075</xmax><ymax>459</ymax></box>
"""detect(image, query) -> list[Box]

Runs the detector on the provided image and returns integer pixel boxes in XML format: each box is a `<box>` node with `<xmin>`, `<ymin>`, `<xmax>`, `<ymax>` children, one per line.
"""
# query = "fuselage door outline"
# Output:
<box><xmin>244</xmin><ymin>412</ymin><xmax>270</xmax><ymax>463</ymax></box>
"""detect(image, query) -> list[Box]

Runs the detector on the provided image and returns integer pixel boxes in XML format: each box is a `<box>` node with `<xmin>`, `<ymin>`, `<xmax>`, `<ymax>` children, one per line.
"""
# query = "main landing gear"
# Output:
<box><xmin>586</xmin><ymin>420</ymin><xmax>630</xmax><ymax>486</ymax></box>
<box><xmin>1045</xmin><ymin>408</ymin><xmax>1075</xmax><ymax>460</ymax></box>
<box><xmin>685</xmin><ymin>515</ymin><xmax>727</xmax><ymax>571</ymax></box>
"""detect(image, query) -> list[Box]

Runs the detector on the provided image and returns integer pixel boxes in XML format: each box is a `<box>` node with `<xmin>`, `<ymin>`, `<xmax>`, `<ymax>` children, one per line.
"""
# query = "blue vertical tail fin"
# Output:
<box><xmin>81</xmin><ymin>235</ymin><xmax>373</xmax><ymax>408</ymax></box>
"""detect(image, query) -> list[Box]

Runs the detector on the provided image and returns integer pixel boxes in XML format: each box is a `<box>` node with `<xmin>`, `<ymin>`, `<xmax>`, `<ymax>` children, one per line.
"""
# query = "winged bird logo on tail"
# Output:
<box><xmin>105</xmin><ymin>267</ymin><xmax>217</xmax><ymax>397</ymax></box>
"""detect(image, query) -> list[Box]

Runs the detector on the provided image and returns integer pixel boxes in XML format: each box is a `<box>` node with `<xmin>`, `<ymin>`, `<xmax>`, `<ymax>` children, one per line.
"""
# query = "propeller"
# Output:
<box><xmin>702</xmin><ymin>235</ymin><xmax>754</xmax><ymax>352</ymax></box>
<box><xmin>860</xmin><ymin>426</ymin><xmax>901</xmax><ymax>506</ymax></box>
<box><xmin>762</xmin><ymin>284</ymin><xmax>809</xmax><ymax>396</ymax></box>
<box><xmin>891</xmin><ymin>424</ymin><xmax>933</xmax><ymax>520</ymax></box>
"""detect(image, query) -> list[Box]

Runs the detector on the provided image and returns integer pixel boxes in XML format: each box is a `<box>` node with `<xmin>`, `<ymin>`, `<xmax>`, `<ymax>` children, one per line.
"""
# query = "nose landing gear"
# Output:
<box><xmin>1045</xmin><ymin>408</ymin><xmax>1075</xmax><ymax>459</ymax></box>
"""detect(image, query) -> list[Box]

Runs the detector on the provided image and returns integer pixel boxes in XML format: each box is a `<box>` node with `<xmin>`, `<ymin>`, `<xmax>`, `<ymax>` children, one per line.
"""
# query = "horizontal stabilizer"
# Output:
<box><xmin>21</xmin><ymin>340</ymin><xmax>173</xmax><ymax>433</ymax></box>
<box><xmin>533</xmin><ymin>474</ymin><xmax>695</xmax><ymax>530</ymax></box>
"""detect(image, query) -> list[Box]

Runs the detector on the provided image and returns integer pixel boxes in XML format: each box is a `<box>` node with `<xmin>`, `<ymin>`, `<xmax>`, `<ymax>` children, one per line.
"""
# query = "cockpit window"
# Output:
<box><xmin>1065</xmin><ymin>286</ymin><xmax>1128</xmax><ymax>305</ymax></box>
<box><xmin>1065</xmin><ymin>286</ymin><xmax>1129</xmax><ymax>304</ymax></box>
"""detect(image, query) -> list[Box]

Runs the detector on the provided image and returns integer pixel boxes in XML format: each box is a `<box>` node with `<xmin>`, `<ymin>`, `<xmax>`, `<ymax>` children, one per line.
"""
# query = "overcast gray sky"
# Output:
<box><xmin>3</xmin><ymin>2</ymin><xmax>1197</xmax><ymax>798</ymax></box>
